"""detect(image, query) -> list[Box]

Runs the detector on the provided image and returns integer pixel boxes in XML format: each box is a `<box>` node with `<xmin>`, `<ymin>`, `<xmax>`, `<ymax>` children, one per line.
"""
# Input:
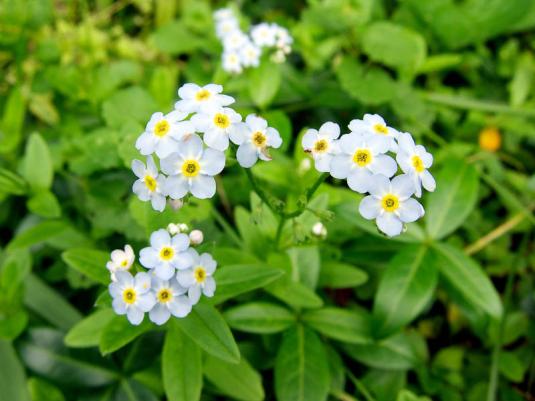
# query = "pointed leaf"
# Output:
<box><xmin>302</xmin><ymin>307</ymin><xmax>372</xmax><ymax>344</ymax></box>
<box><xmin>224</xmin><ymin>302</ymin><xmax>295</xmax><ymax>334</ymax></box>
<box><xmin>62</xmin><ymin>248</ymin><xmax>110</xmax><ymax>285</ymax></box>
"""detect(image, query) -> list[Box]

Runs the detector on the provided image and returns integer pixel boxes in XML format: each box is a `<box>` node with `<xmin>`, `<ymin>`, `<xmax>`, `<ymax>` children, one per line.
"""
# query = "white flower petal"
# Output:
<box><xmin>178</xmin><ymin>134</ymin><xmax>203</xmax><ymax>159</ymax></box>
<box><xmin>164</xmin><ymin>175</ymin><xmax>189</xmax><ymax>200</ymax></box>
<box><xmin>203</xmin><ymin>129</ymin><xmax>229</xmax><ymax>151</ymax></box>
<box><xmin>178</xmin><ymin>83</ymin><xmax>200</xmax><ymax>99</ymax></box>
<box><xmin>151</xmin><ymin>194</ymin><xmax>166</xmax><ymax>212</ymax></box>
<box><xmin>177</xmin><ymin>270</ymin><xmax>196</xmax><ymax>287</ymax></box>
<box><xmin>421</xmin><ymin>170</ymin><xmax>436</xmax><ymax>193</ymax></box>
<box><xmin>229</xmin><ymin>122</ymin><xmax>248</xmax><ymax>145</ymax></box>
<box><xmin>359</xmin><ymin>196</ymin><xmax>381</xmax><ymax>219</ymax></box>
<box><xmin>376</xmin><ymin>213</ymin><xmax>403</xmax><ymax>237</ymax></box>
<box><xmin>135</xmin><ymin>272</ymin><xmax>152</xmax><ymax>294</ymax></box>
<box><xmin>126</xmin><ymin>307</ymin><xmax>144</xmax><ymax>325</ymax></box>
<box><xmin>155</xmin><ymin>263</ymin><xmax>175</xmax><ymax>281</ymax></box>
<box><xmin>168</xmin><ymin>296</ymin><xmax>192</xmax><ymax>317</ymax></box>
<box><xmin>203</xmin><ymin>277</ymin><xmax>216</xmax><ymax>297</ymax></box>
<box><xmin>131</xmin><ymin>160</ymin><xmax>146</xmax><ymax>178</ymax></box>
<box><xmin>398</xmin><ymin>198</ymin><xmax>423</xmax><ymax>223</ymax></box>
<box><xmin>236</xmin><ymin>143</ymin><xmax>258</xmax><ymax>168</ymax></box>
<box><xmin>314</xmin><ymin>154</ymin><xmax>333</xmax><ymax>173</ymax></box>
<box><xmin>367</xmin><ymin>174</ymin><xmax>391</xmax><ymax>197</ymax></box>
<box><xmin>149</xmin><ymin>304</ymin><xmax>171</xmax><ymax>325</ymax></box>
<box><xmin>266</xmin><ymin>127</ymin><xmax>282</xmax><ymax>148</ymax></box>
<box><xmin>190</xmin><ymin>175</ymin><xmax>216</xmax><ymax>199</ymax></box>
<box><xmin>302</xmin><ymin>130</ymin><xmax>318</xmax><ymax>150</ymax></box>
<box><xmin>188</xmin><ymin>285</ymin><xmax>202</xmax><ymax>305</ymax></box>
<box><xmin>172</xmin><ymin>233</ymin><xmax>190</xmax><ymax>252</ymax></box>
<box><xmin>370</xmin><ymin>154</ymin><xmax>397</xmax><ymax>177</ymax></box>
<box><xmin>347</xmin><ymin>168</ymin><xmax>373</xmax><ymax>193</ymax></box>
<box><xmin>136</xmin><ymin>292</ymin><xmax>156</xmax><ymax>312</ymax></box>
<box><xmin>151</xmin><ymin>229</ymin><xmax>170</xmax><ymax>248</ymax></box>
<box><xmin>112</xmin><ymin>298</ymin><xmax>127</xmax><ymax>315</ymax></box>
<box><xmin>330</xmin><ymin>154</ymin><xmax>352</xmax><ymax>179</ymax></box>
<box><xmin>200</xmin><ymin>148</ymin><xmax>225</xmax><ymax>175</ymax></box>
<box><xmin>391</xmin><ymin>174</ymin><xmax>415</xmax><ymax>200</ymax></box>
<box><xmin>139</xmin><ymin>247</ymin><xmax>158</xmax><ymax>268</ymax></box>
<box><xmin>200</xmin><ymin>253</ymin><xmax>216</xmax><ymax>274</ymax></box>
<box><xmin>115</xmin><ymin>271</ymin><xmax>134</xmax><ymax>286</ymax></box>
<box><xmin>319</xmin><ymin>121</ymin><xmax>340</xmax><ymax>139</ymax></box>
<box><xmin>172</xmin><ymin>251</ymin><xmax>194</xmax><ymax>270</ymax></box>
<box><xmin>135</xmin><ymin>132</ymin><xmax>156</xmax><ymax>155</ymax></box>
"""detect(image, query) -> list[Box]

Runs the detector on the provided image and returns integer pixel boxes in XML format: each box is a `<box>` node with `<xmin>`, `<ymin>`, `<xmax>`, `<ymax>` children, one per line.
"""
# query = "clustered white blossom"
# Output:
<box><xmin>213</xmin><ymin>7</ymin><xmax>293</xmax><ymax>74</ymax></box>
<box><xmin>133</xmin><ymin>83</ymin><xmax>282</xmax><ymax>212</ymax></box>
<box><xmin>302</xmin><ymin>114</ymin><xmax>436</xmax><ymax>237</ymax></box>
<box><xmin>106</xmin><ymin>226</ymin><xmax>218</xmax><ymax>325</ymax></box>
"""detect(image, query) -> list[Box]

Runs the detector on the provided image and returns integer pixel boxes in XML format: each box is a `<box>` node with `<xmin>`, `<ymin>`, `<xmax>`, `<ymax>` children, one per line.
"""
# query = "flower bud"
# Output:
<box><xmin>167</xmin><ymin>223</ymin><xmax>179</xmax><ymax>235</ymax></box>
<box><xmin>312</xmin><ymin>222</ymin><xmax>327</xmax><ymax>239</ymax></box>
<box><xmin>189</xmin><ymin>229</ymin><xmax>204</xmax><ymax>245</ymax></box>
<box><xmin>178</xmin><ymin>223</ymin><xmax>189</xmax><ymax>233</ymax></box>
<box><xmin>169</xmin><ymin>199</ymin><xmax>184</xmax><ymax>210</ymax></box>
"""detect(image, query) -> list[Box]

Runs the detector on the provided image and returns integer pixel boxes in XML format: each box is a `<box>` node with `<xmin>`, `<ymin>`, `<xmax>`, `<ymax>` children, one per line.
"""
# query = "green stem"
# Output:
<box><xmin>211</xmin><ymin>208</ymin><xmax>242</xmax><ymax>247</ymax></box>
<box><xmin>284</xmin><ymin>172</ymin><xmax>329</xmax><ymax>218</ymax></box>
<box><xmin>347</xmin><ymin>370</ymin><xmax>376</xmax><ymax>401</ymax></box>
<box><xmin>244</xmin><ymin>168</ymin><xmax>279</xmax><ymax>214</ymax></box>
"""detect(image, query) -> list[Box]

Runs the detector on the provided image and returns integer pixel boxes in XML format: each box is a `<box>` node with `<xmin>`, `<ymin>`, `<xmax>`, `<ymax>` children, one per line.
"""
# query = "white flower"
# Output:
<box><xmin>230</xmin><ymin>114</ymin><xmax>282</xmax><ymax>168</ymax></box>
<box><xmin>177</xmin><ymin>249</ymin><xmax>217</xmax><ymax>305</ymax></box>
<box><xmin>175</xmin><ymin>83</ymin><xmax>234</xmax><ymax>114</ymax></box>
<box><xmin>251</xmin><ymin>23</ymin><xmax>277</xmax><ymax>47</ymax></box>
<box><xmin>302</xmin><ymin>122</ymin><xmax>341</xmax><ymax>172</ymax></box>
<box><xmin>167</xmin><ymin>223</ymin><xmax>179</xmax><ymax>235</ymax></box>
<box><xmin>396</xmin><ymin>132</ymin><xmax>436</xmax><ymax>197</ymax></box>
<box><xmin>109</xmin><ymin>271</ymin><xmax>156</xmax><ymax>325</ymax></box>
<box><xmin>135</xmin><ymin>111</ymin><xmax>190</xmax><ymax>158</ymax></box>
<box><xmin>189</xmin><ymin>229</ymin><xmax>203</xmax><ymax>245</ymax></box>
<box><xmin>149</xmin><ymin>277</ymin><xmax>192</xmax><ymax>325</ymax></box>
<box><xmin>132</xmin><ymin>156</ymin><xmax>167</xmax><ymax>212</ymax></box>
<box><xmin>191</xmin><ymin>107</ymin><xmax>242</xmax><ymax>151</ymax></box>
<box><xmin>273</xmin><ymin>25</ymin><xmax>293</xmax><ymax>49</ymax></box>
<box><xmin>359</xmin><ymin>174</ymin><xmax>424</xmax><ymax>237</ymax></box>
<box><xmin>312</xmin><ymin>222</ymin><xmax>327</xmax><ymax>238</ymax></box>
<box><xmin>348</xmin><ymin>114</ymin><xmax>399</xmax><ymax>152</ymax></box>
<box><xmin>330</xmin><ymin>133</ymin><xmax>397</xmax><ymax>193</ymax></box>
<box><xmin>214</xmin><ymin>8</ymin><xmax>235</xmax><ymax>21</ymax></box>
<box><xmin>222</xmin><ymin>51</ymin><xmax>243</xmax><ymax>74</ymax></box>
<box><xmin>139</xmin><ymin>229</ymin><xmax>193</xmax><ymax>280</ymax></box>
<box><xmin>223</xmin><ymin>30</ymin><xmax>249</xmax><ymax>50</ymax></box>
<box><xmin>215</xmin><ymin>18</ymin><xmax>240</xmax><ymax>39</ymax></box>
<box><xmin>161</xmin><ymin>135</ymin><xmax>225</xmax><ymax>199</ymax></box>
<box><xmin>240</xmin><ymin>43</ymin><xmax>261</xmax><ymax>68</ymax></box>
<box><xmin>106</xmin><ymin>245</ymin><xmax>135</xmax><ymax>280</ymax></box>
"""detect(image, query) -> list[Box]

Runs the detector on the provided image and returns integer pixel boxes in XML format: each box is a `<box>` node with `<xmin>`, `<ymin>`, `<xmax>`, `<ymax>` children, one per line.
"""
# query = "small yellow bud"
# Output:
<box><xmin>478</xmin><ymin>127</ymin><xmax>501</xmax><ymax>152</ymax></box>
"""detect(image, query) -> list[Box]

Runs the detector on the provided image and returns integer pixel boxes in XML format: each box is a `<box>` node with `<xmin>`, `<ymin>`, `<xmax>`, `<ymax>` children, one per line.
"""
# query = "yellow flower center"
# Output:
<box><xmin>374</xmin><ymin>124</ymin><xmax>388</xmax><ymax>135</ymax></box>
<box><xmin>157</xmin><ymin>288</ymin><xmax>172</xmax><ymax>304</ymax></box>
<box><xmin>412</xmin><ymin>155</ymin><xmax>425</xmax><ymax>173</ymax></box>
<box><xmin>252</xmin><ymin>131</ymin><xmax>267</xmax><ymax>148</ymax></box>
<box><xmin>181</xmin><ymin>159</ymin><xmax>200</xmax><ymax>177</ymax></box>
<box><xmin>352</xmin><ymin>149</ymin><xmax>372</xmax><ymax>167</ymax></box>
<box><xmin>313</xmin><ymin>139</ymin><xmax>329</xmax><ymax>153</ymax></box>
<box><xmin>144</xmin><ymin>175</ymin><xmax>157</xmax><ymax>192</ymax></box>
<box><xmin>154</xmin><ymin>120</ymin><xmax>170</xmax><ymax>137</ymax></box>
<box><xmin>213</xmin><ymin>113</ymin><xmax>230</xmax><ymax>129</ymax></box>
<box><xmin>122</xmin><ymin>288</ymin><xmax>137</xmax><ymax>305</ymax></box>
<box><xmin>381</xmin><ymin>194</ymin><xmax>399</xmax><ymax>212</ymax></box>
<box><xmin>193</xmin><ymin>266</ymin><xmax>207</xmax><ymax>283</ymax></box>
<box><xmin>120</xmin><ymin>259</ymin><xmax>129</xmax><ymax>268</ymax></box>
<box><xmin>159</xmin><ymin>246</ymin><xmax>175</xmax><ymax>261</ymax></box>
<box><xmin>195</xmin><ymin>89</ymin><xmax>211</xmax><ymax>101</ymax></box>
<box><xmin>479</xmin><ymin>127</ymin><xmax>501</xmax><ymax>152</ymax></box>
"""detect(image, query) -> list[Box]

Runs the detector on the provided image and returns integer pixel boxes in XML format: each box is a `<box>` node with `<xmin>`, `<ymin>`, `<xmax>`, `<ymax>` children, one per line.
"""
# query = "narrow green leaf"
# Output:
<box><xmin>99</xmin><ymin>316</ymin><xmax>152</xmax><ymax>355</ymax></box>
<box><xmin>7</xmin><ymin>220</ymin><xmax>69</xmax><ymax>251</ymax></box>
<box><xmin>174</xmin><ymin>303</ymin><xmax>240</xmax><ymax>363</ymax></box>
<box><xmin>22</xmin><ymin>133</ymin><xmax>54</xmax><ymax>191</ymax></box>
<box><xmin>163</xmin><ymin>321</ymin><xmax>202</xmax><ymax>401</ymax></box>
<box><xmin>275</xmin><ymin>325</ymin><xmax>330</xmax><ymax>401</ymax></box>
<box><xmin>432</xmin><ymin>243</ymin><xmax>502</xmax><ymax>319</ymax></box>
<box><xmin>212</xmin><ymin>263</ymin><xmax>284</xmax><ymax>304</ymax></box>
<box><xmin>0</xmin><ymin>168</ymin><xmax>27</xmax><ymax>195</ymax></box>
<box><xmin>27</xmin><ymin>191</ymin><xmax>61</xmax><ymax>218</ymax></box>
<box><xmin>288</xmin><ymin>246</ymin><xmax>320</xmax><ymax>289</ymax></box>
<box><xmin>0</xmin><ymin>86</ymin><xmax>26</xmax><ymax>153</ymax></box>
<box><xmin>265</xmin><ymin>278</ymin><xmax>323</xmax><ymax>309</ymax></box>
<box><xmin>302</xmin><ymin>307</ymin><xmax>372</xmax><ymax>344</ymax></box>
<box><xmin>0</xmin><ymin>340</ymin><xmax>31</xmax><ymax>401</ymax></box>
<box><xmin>204</xmin><ymin>354</ymin><xmax>264</xmax><ymax>401</ymax></box>
<box><xmin>65</xmin><ymin>309</ymin><xmax>115</xmax><ymax>348</ymax></box>
<box><xmin>62</xmin><ymin>248</ymin><xmax>110</xmax><ymax>285</ymax></box>
<box><xmin>224</xmin><ymin>302</ymin><xmax>295</xmax><ymax>334</ymax></box>
<box><xmin>28</xmin><ymin>377</ymin><xmax>66</xmax><ymax>401</ymax></box>
<box><xmin>318</xmin><ymin>262</ymin><xmax>368</xmax><ymax>288</ymax></box>
<box><xmin>425</xmin><ymin>160</ymin><xmax>479</xmax><ymax>239</ymax></box>
<box><xmin>373</xmin><ymin>245</ymin><xmax>438</xmax><ymax>337</ymax></box>
<box><xmin>248</xmin><ymin>61</ymin><xmax>281</xmax><ymax>109</ymax></box>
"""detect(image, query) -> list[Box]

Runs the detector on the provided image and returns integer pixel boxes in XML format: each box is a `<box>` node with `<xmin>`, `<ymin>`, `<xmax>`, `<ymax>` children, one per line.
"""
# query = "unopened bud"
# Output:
<box><xmin>312</xmin><ymin>222</ymin><xmax>327</xmax><ymax>238</ymax></box>
<box><xmin>167</xmin><ymin>223</ymin><xmax>179</xmax><ymax>235</ymax></box>
<box><xmin>178</xmin><ymin>223</ymin><xmax>189</xmax><ymax>233</ymax></box>
<box><xmin>189</xmin><ymin>229</ymin><xmax>204</xmax><ymax>245</ymax></box>
<box><xmin>169</xmin><ymin>199</ymin><xmax>184</xmax><ymax>210</ymax></box>
<box><xmin>298</xmin><ymin>158</ymin><xmax>311</xmax><ymax>174</ymax></box>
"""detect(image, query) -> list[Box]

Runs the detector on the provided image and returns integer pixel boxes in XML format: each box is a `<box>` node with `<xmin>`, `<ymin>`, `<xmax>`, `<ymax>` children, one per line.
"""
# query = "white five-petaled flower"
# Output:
<box><xmin>132</xmin><ymin>156</ymin><xmax>167</xmax><ymax>212</ymax></box>
<box><xmin>222</xmin><ymin>51</ymin><xmax>243</xmax><ymax>74</ymax></box>
<box><xmin>139</xmin><ymin>229</ymin><xmax>193</xmax><ymax>280</ymax></box>
<box><xmin>106</xmin><ymin>245</ymin><xmax>135</xmax><ymax>280</ymax></box>
<box><xmin>175</xmin><ymin>83</ymin><xmax>234</xmax><ymax>114</ymax></box>
<box><xmin>177</xmin><ymin>249</ymin><xmax>217</xmax><ymax>305</ymax></box>
<box><xmin>135</xmin><ymin>110</ymin><xmax>190</xmax><ymax>158</ymax></box>
<box><xmin>349</xmin><ymin>114</ymin><xmax>399</xmax><ymax>152</ymax></box>
<box><xmin>330</xmin><ymin>133</ymin><xmax>397</xmax><ymax>193</ymax></box>
<box><xmin>251</xmin><ymin>23</ymin><xmax>277</xmax><ymax>47</ymax></box>
<box><xmin>396</xmin><ymin>132</ymin><xmax>436</xmax><ymax>198</ymax></box>
<box><xmin>359</xmin><ymin>174</ymin><xmax>424</xmax><ymax>237</ymax></box>
<box><xmin>302</xmin><ymin>121</ymin><xmax>341</xmax><ymax>172</ymax></box>
<box><xmin>240</xmin><ymin>43</ymin><xmax>261</xmax><ymax>68</ymax></box>
<box><xmin>161</xmin><ymin>135</ymin><xmax>225</xmax><ymax>199</ymax></box>
<box><xmin>109</xmin><ymin>271</ymin><xmax>156</xmax><ymax>325</ymax></box>
<box><xmin>148</xmin><ymin>277</ymin><xmax>192</xmax><ymax>325</ymax></box>
<box><xmin>223</xmin><ymin>31</ymin><xmax>249</xmax><ymax>51</ymax></box>
<box><xmin>191</xmin><ymin>107</ymin><xmax>242</xmax><ymax>151</ymax></box>
<box><xmin>230</xmin><ymin>114</ymin><xmax>282</xmax><ymax>168</ymax></box>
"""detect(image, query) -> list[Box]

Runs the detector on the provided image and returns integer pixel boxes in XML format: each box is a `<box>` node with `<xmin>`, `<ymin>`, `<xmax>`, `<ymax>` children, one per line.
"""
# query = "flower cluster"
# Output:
<box><xmin>302</xmin><ymin>114</ymin><xmax>436</xmax><ymax>237</ymax></box>
<box><xmin>106</xmin><ymin>227</ymin><xmax>217</xmax><ymax>325</ymax></box>
<box><xmin>213</xmin><ymin>7</ymin><xmax>293</xmax><ymax>74</ymax></box>
<box><xmin>133</xmin><ymin>83</ymin><xmax>282</xmax><ymax>212</ymax></box>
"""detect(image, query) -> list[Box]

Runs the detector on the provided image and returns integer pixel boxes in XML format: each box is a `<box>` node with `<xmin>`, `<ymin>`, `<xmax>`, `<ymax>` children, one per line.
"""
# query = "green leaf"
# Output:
<box><xmin>115</xmin><ymin>378</ymin><xmax>159</xmax><ymax>401</ymax></box>
<box><xmin>21</xmin><ymin>133</ymin><xmax>53</xmax><ymax>191</ymax></box>
<box><xmin>275</xmin><ymin>325</ymin><xmax>330</xmax><ymax>401</ymax></box>
<box><xmin>7</xmin><ymin>220</ymin><xmax>69</xmax><ymax>251</ymax></box>
<box><xmin>101</xmin><ymin>86</ymin><xmax>157</xmax><ymax>129</ymax></box>
<box><xmin>288</xmin><ymin>246</ymin><xmax>320</xmax><ymax>289</ymax></box>
<box><xmin>212</xmin><ymin>263</ymin><xmax>285</xmax><ymax>304</ymax></box>
<box><xmin>162</xmin><ymin>321</ymin><xmax>202</xmax><ymax>401</ymax></box>
<box><xmin>432</xmin><ymin>242</ymin><xmax>502</xmax><ymax>319</ymax></box>
<box><xmin>150</xmin><ymin>21</ymin><xmax>207</xmax><ymax>55</ymax></box>
<box><xmin>248</xmin><ymin>61</ymin><xmax>281</xmax><ymax>109</ymax></box>
<box><xmin>373</xmin><ymin>245</ymin><xmax>438</xmax><ymax>337</ymax></box>
<box><xmin>265</xmin><ymin>278</ymin><xmax>323</xmax><ymax>309</ymax></box>
<box><xmin>20</xmin><ymin>328</ymin><xmax>118</xmax><ymax>387</ymax></box>
<box><xmin>362</xmin><ymin>22</ymin><xmax>427</xmax><ymax>74</ymax></box>
<box><xmin>99</xmin><ymin>315</ymin><xmax>152</xmax><ymax>355</ymax></box>
<box><xmin>0</xmin><ymin>168</ymin><xmax>27</xmax><ymax>195</ymax></box>
<box><xmin>396</xmin><ymin>389</ymin><xmax>432</xmax><ymax>401</ymax></box>
<box><xmin>0</xmin><ymin>86</ymin><xmax>26</xmax><ymax>153</ymax></box>
<box><xmin>28</xmin><ymin>377</ymin><xmax>65</xmax><ymax>401</ymax></box>
<box><xmin>425</xmin><ymin>160</ymin><xmax>479</xmax><ymax>239</ymax></box>
<box><xmin>27</xmin><ymin>191</ymin><xmax>61</xmax><ymax>218</ymax></box>
<box><xmin>174</xmin><ymin>303</ymin><xmax>240</xmax><ymax>363</ymax></box>
<box><xmin>509</xmin><ymin>51</ymin><xmax>534</xmax><ymax>106</ymax></box>
<box><xmin>224</xmin><ymin>302</ymin><xmax>295</xmax><ymax>334</ymax></box>
<box><xmin>62</xmin><ymin>248</ymin><xmax>111</xmax><ymax>285</ymax></box>
<box><xmin>24</xmin><ymin>274</ymin><xmax>82</xmax><ymax>330</ymax></box>
<box><xmin>302</xmin><ymin>307</ymin><xmax>372</xmax><ymax>344</ymax></box>
<box><xmin>318</xmin><ymin>262</ymin><xmax>368</xmax><ymax>288</ymax></box>
<box><xmin>204</xmin><ymin>354</ymin><xmax>264</xmax><ymax>401</ymax></box>
<box><xmin>0</xmin><ymin>340</ymin><xmax>31</xmax><ymax>401</ymax></box>
<box><xmin>498</xmin><ymin>351</ymin><xmax>525</xmax><ymax>382</ymax></box>
<box><xmin>64</xmin><ymin>309</ymin><xmax>115</xmax><ymax>348</ymax></box>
